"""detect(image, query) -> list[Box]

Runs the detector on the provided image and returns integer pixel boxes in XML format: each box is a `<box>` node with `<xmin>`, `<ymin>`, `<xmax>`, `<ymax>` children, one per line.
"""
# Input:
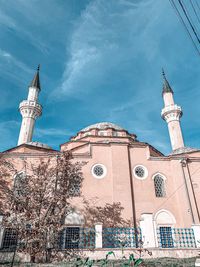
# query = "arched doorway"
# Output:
<box><xmin>60</xmin><ymin>210</ymin><xmax>85</xmax><ymax>249</ymax></box>
<box><xmin>154</xmin><ymin>209</ymin><xmax>176</xmax><ymax>248</ymax></box>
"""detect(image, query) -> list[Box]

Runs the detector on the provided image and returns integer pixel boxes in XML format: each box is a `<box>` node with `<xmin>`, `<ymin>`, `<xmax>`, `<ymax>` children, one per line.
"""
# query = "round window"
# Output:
<box><xmin>133</xmin><ymin>165</ymin><xmax>148</xmax><ymax>180</ymax></box>
<box><xmin>92</xmin><ymin>164</ymin><xmax>107</xmax><ymax>179</ymax></box>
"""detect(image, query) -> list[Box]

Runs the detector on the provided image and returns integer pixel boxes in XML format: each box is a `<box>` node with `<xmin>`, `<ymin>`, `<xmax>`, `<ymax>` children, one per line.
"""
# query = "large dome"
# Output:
<box><xmin>80</xmin><ymin>122</ymin><xmax>124</xmax><ymax>132</ymax></box>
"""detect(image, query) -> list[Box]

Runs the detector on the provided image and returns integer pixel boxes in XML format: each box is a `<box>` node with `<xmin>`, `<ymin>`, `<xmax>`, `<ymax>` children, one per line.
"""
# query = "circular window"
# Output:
<box><xmin>133</xmin><ymin>165</ymin><xmax>148</xmax><ymax>180</ymax></box>
<box><xmin>92</xmin><ymin>164</ymin><xmax>107</xmax><ymax>179</ymax></box>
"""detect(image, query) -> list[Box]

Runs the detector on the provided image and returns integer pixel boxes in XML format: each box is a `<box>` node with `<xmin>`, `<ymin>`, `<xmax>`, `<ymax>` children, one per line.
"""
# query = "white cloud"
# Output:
<box><xmin>0</xmin><ymin>49</ymin><xmax>32</xmax><ymax>85</ymax></box>
<box><xmin>0</xmin><ymin>2</ymin><xmax>49</xmax><ymax>54</ymax></box>
<box><xmin>60</xmin><ymin>46</ymin><xmax>101</xmax><ymax>95</ymax></box>
<box><xmin>53</xmin><ymin>0</ymin><xmax>166</xmax><ymax>99</ymax></box>
<box><xmin>0</xmin><ymin>10</ymin><xmax>16</xmax><ymax>28</ymax></box>
<box><xmin>0</xmin><ymin>49</ymin><xmax>12</xmax><ymax>58</ymax></box>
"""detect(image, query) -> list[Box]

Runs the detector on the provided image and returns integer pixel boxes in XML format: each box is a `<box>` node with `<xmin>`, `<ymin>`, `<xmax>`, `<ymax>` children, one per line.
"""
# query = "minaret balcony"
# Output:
<box><xmin>19</xmin><ymin>100</ymin><xmax>42</xmax><ymax>109</ymax></box>
<box><xmin>161</xmin><ymin>104</ymin><xmax>182</xmax><ymax>122</ymax></box>
<box><xmin>19</xmin><ymin>100</ymin><xmax>42</xmax><ymax>118</ymax></box>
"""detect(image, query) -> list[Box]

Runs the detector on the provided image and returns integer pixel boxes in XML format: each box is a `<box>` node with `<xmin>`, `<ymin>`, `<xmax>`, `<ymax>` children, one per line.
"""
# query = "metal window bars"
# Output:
<box><xmin>2</xmin><ymin>228</ymin><xmax>18</xmax><ymax>251</ymax></box>
<box><xmin>157</xmin><ymin>227</ymin><xmax>196</xmax><ymax>248</ymax></box>
<box><xmin>154</xmin><ymin>175</ymin><xmax>166</xmax><ymax>197</ymax></box>
<box><xmin>1</xmin><ymin>226</ymin><xmax>196</xmax><ymax>250</ymax></box>
<box><xmin>58</xmin><ymin>227</ymin><xmax>95</xmax><ymax>250</ymax></box>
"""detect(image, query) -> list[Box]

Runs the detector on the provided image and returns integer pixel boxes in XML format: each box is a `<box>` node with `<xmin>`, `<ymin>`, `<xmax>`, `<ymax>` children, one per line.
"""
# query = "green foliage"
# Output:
<box><xmin>106</xmin><ymin>251</ymin><xmax>115</xmax><ymax>260</ymax></box>
<box><xmin>0</xmin><ymin>256</ymin><xmax>197</xmax><ymax>266</ymax></box>
<box><xmin>120</xmin><ymin>254</ymin><xmax>143</xmax><ymax>267</ymax></box>
<box><xmin>96</xmin><ymin>251</ymin><xmax>116</xmax><ymax>267</ymax></box>
<box><xmin>73</xmin><ymin>251</ymin><xmax>143</xmax><ymax>267</ymax></box>
<box><xmin>74</xmin><ymin>257</ymin><xmax>95</xmax><ymax>267</ymax></box>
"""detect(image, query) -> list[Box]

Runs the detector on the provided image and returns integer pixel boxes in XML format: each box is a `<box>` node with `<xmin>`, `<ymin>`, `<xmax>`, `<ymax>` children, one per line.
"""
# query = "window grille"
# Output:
<box><xmin>58</xmin><ymin>227</ymin><xmax>95</xmax><ymax>249</ymax></box>
<box><xmin>2</xmin><ymin>228</ymin><xmax>17</xmax><ymax>251</ymax></box>
<box><xmin>157</xmin><ymin>227</ymin><xmax>196</xmax><ymax>248</ymax></box>
<box><xmin>59</xmin><ymin>227</ymin><xmax>80</xmax><ymax>249</ymax></box>
<box><xmin>133</xmin><ymin>165</ymin><xmax>148</xmax><ymax>179</ymax></box>
<box><xmin>154</xmin><ymin>174</ymin><xmax>166</xmax><ymax>197</ymax></box>
<box><xmin>65</xmin><ymin>227</ymin><xmax>80</xmax><ymax>249</ymax></box>
<box><xmin>135</xmin><ymin>167</ymin><xmax>145</xmax><ymax>178</ymax></box>
<box><xmin>92</xmin><ymin>164</ymin><xmax>106</xmax><ymax>178</ymax></box>
<box><xmin>93</xmin><ymin>165</ymin><xmax>104</xmax><ymax>177</ymax></box>
<box><xmin>158</xmin><ymin>227</ymin><xmax>174</xmax><ymax>248</ymax></box>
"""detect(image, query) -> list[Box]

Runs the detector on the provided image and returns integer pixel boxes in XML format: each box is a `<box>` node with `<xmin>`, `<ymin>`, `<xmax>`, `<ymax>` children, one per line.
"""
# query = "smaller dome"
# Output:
<box><xmin>26</xmin><ymin>141</ymin><xmax>52</xmax><ymax>149</ymax></box>
<box><xmin>80</xmin><ymin>122</ymin><xmax>124</xmax><ymax>132</ymax></box>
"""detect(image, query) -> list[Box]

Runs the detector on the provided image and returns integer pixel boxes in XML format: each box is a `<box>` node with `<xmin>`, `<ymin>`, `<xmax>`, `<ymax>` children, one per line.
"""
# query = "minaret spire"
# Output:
<box><xmin>17</xmin><ymin>65</ymin><xmax>42</xmax><ymax>146</ymax></box>
<box><xmin>161</xmin><ymin>70</ymin><xmax>184</xmax><ymax>151</ymax></box>
<box><xmin>29</xmin><ymin>64</ymin><xmax>41</xmax><ymax>90</ymax></box>
<box><xmin>162</xmin><ymin>68</ymin><xmax>173</xmax><ymax>94</ymax></box>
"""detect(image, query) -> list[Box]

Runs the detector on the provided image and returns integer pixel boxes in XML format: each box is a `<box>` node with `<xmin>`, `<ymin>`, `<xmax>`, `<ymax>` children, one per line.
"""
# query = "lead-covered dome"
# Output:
<box><xmin>80</xmin><ymin>122</ymin><xmax>124</xmax><ymax>132</ymax></box>
<box><xmin>70</xmin><ymin>122</ymin><xmax>137</xmax><ymax>141</ymax></box>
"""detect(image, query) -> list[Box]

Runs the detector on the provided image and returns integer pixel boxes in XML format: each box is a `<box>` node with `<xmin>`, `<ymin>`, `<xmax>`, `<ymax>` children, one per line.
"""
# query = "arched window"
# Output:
<box><xmin>14</xmin><ymin>172</ymin><xmax>26</xmax><ymax>196</ymax></box>
<box><xmin>59</xmin><ymin>211</ymin><xmax>85</xmax><ymax>249</ymax></box>
<box><xmin>154</xmin><ymin>174</ymin><xmax>166</xmax><ymax>197</ymax></box>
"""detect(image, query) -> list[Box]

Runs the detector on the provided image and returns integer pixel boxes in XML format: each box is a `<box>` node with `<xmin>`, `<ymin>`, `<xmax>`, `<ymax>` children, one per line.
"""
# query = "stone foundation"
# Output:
<box><xmin>0</xmin><ymin>251</ymin><xmax>30</xmax><ymax>263</ymax></box>
<box><xmin>82</xmin><ymin>248</ymin><xmax>200</xmax><ymax>260</ymax></box>
<box><xmin>0</xmin><ymin>248</ymin><xmax>199</xmax><ymax>263</ymax></box>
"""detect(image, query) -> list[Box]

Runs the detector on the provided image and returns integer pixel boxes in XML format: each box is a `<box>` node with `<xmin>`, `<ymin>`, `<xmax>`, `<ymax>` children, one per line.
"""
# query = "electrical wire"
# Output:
<box><xmin>169</xmin><ymin>0</ymin><xmax>200</xmax><ymax>56</ymax></box>
<box><xmin>182</xmin><ymin>0</ymin><xmax>200</xmax><ymax>37</ymax></box>
<box><xmin>189</xmin><ymin>0</ymin><xmax>200</xmax><ymax>25</ymax></box>
<box><xmin>178</xmin><ymin>0</ymin><xmax>200</xmax><ymax>43</ymax></box>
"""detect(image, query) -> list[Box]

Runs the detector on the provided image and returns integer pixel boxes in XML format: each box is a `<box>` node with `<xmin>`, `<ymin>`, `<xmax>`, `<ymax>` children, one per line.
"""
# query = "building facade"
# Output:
<box><xmin>1</xmin><ymin>67</ymin><xmax>200</xmax><ymax>251</ymax></box>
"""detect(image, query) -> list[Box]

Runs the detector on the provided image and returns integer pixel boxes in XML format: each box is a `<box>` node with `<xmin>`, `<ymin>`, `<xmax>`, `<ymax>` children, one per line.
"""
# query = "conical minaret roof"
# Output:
<box><xmin>29</xmin><ymin>65</ymin><xmax>41</xmax><ymax>90</ymax></box>
<box><xmin>162</xmin><ymin>69</ymin><xmax>173</xmax><ymax>95</ymax></box>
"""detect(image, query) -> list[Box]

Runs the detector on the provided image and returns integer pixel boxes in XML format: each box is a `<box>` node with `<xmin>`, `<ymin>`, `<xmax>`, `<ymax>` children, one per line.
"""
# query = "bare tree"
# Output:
<box><xmin>0</xmin><ymin>151</ymin><xmax>84</xmax><ymax>263</ymax></box>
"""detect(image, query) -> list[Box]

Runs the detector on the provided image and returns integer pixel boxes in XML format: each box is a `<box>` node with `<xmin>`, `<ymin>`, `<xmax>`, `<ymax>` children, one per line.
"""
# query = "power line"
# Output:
<box><xmin>189</xmin><ymin>0</ymin><xmax>200</xmax><ymax>25</ymax></box>
<box><xmin>169</xmin><ymin>0</ymin><xmax>200</xmax><ymax>56</ymax></box>
<box><xmin>182</xmin><ymin>0</ymin><xmax>200</xmax><ymax>37</ymax></box>
<box><xmin>178</xmin><ymin>0</ymin><xmax>200</xmax><ymax>43</ymax></box>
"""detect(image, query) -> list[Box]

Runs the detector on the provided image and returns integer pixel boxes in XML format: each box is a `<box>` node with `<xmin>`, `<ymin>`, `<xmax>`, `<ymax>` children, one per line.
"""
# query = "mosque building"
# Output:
<box><xmin>1</xmin><ymin>67</ymin><xmax>200</xmax><ymax>252</ymax></box>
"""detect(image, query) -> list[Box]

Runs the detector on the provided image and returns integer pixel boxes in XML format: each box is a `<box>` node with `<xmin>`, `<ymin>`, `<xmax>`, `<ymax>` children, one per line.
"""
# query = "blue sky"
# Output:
<box><xmin>0</xmin><ymin>0</ymin><xmax>200</xmax><ymax>154</ymax></box>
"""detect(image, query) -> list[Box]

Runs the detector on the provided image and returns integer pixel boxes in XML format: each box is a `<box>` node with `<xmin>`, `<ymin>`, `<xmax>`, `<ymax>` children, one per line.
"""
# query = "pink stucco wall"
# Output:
<box><xmin>2</xmin><ymin>132</ymin><xmax>200</xmax><ymax>230</ymax></box>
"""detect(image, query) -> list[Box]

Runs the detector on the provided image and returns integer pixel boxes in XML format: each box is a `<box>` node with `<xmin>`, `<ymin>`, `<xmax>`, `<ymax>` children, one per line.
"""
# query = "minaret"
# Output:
<box><xmin>161</xmin><ymin>69</ymin><xmax>184</xmax><ymax>151</ymax></box>
<box><xmin>17</xmin><ymin>65</ymin><xmax>42</xmax><ymax>146</ymax></box>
